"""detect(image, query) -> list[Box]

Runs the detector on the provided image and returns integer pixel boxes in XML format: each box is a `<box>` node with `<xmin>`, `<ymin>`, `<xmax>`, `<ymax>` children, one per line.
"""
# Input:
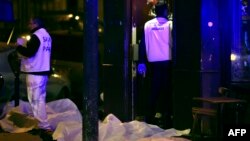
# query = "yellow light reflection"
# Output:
<box><xmin>98</xmin><ymin>28</ymin><xmax>103</xmax><ymax>33</ymax></box>
<box><xmin>21</xmin><ymin>35</ymin><xmax>31</xmax><ymax>41</ymax></box>
<box><xmin>68</xmin><ymin>14</ymin><xmax>73</xmax><ymax>18</ymax></box>
<box><xmin>75</xmin><ymin>16</ymin><xmax>80</xmax><ymax>20</ymax></box>
<box><xmin>231</xmin><ymin>53</ymin><xmax>237</xmax><ymax>61</ymax></box>
<box><xmin>51</xmin><ymin>74</ymin><xmax>61</xmax><ymax>78</ymax></box>
<box><xmin>25</xmin><ymin>35</ymin><xmax>31</xmax><ymax>41</ymax></box>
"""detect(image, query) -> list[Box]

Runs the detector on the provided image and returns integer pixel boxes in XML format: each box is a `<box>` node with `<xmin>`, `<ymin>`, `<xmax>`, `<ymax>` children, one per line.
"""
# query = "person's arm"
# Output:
<box><xmin>138</xmin><ymin>32</ymin><xmax>147</xmax><ymax>64</ymax></box>
<box><xmin>138</xmin><ymin>32</ymin><xmax>147</xmax><ymax>76</ymax></box>
<box><xmin>16</xmin><ymin>34</ymin><xmax>40</xmax><ymax>58</ymax></box>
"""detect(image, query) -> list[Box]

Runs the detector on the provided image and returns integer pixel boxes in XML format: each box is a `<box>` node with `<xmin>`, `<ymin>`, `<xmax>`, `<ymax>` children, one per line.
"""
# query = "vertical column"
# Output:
<box><xmin>103</xmin><ymin>0</ymin><xmax>132</xmax><ymax>121</ymax></box>
<box><xmin>200</xmin><ymin>0</ymin><xmax>221</xmax><ymax>97</ymax></box>
<box><xmin>83</xmin><ymin>0</ymin><xmax>99</xmax><ymax>140</ymax></box>
<box><xmin>173</xmin><ymin>0</ymin><xmax>202</xmax><ymax>129</ymax></box>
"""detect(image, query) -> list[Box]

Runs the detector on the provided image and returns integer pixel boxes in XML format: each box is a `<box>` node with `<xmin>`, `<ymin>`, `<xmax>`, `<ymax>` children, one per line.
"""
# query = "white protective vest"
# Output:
<box><xmin>144</xmin><ymin>17</ymin><xmax>172</xmax><ymax>62</ymax></box>
<box><xmin>21</xmin><ymin>28</ymin><xmax>52</xmax><ymax>72</ymax></box>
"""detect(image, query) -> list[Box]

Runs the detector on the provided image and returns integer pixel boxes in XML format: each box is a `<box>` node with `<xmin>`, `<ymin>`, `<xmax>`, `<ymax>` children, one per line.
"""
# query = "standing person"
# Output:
<box><xmin>16</xmin><ymin>17</ymin><xmax>52</xmax><ymax>131</ymax></box>
<box><xmin>138</xmin><ymin>2</ymin><xmax>173</xmax><ymax>129</ymax></box>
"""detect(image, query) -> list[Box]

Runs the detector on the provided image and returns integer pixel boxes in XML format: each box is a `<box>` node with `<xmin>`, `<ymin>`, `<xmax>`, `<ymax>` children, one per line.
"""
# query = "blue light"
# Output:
<box><xmin>0</xmin><ymin>1</ymin><xmax>14</xmax><ymax>22</ymax></box>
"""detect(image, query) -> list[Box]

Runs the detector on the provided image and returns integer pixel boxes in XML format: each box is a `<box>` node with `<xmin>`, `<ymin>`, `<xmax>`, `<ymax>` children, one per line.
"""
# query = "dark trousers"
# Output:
<box><xmin>147</xmin><ymin>60</ymin><xmax>173</xmax><ymax>126</ymax></box>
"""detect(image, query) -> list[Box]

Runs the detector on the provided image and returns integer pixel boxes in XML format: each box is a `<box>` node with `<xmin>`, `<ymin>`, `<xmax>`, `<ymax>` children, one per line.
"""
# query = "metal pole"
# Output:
<box><xmin>124</xmin><ymin>0</ymin><xmax>133</xmax><ymax>121</ymax></box>
<box><xmin>83</xmin><ymin>0</ymin><xmax>99</xmax><ymax>140</ymax></box>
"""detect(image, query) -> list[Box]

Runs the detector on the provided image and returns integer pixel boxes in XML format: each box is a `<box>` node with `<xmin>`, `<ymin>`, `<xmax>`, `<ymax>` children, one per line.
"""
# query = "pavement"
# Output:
<box><xmin>0</xmin><ymin>132</ymin><xmax>43</xmax><ymax>141</ymax></box>
<box><xmin>0</xmin><ymin>98</ymin><xmax>83</xmax><ymax>141</ymax></box>
<box><xmin>0</xmin><ymin>106</ymin><xmax>55</xmax><ymax>141</ymax></box>
<box><xmin>0</xmin><ymin>127</ymin><xmax>54</xmax><ymax>141</ymax></box>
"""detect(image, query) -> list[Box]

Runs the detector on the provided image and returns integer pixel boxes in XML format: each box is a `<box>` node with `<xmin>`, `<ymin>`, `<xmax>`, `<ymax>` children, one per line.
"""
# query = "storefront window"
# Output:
<box><xmin>231</xmin><ymin>0</ymin><xmax>250</xmax><ymax>82</ymax></box>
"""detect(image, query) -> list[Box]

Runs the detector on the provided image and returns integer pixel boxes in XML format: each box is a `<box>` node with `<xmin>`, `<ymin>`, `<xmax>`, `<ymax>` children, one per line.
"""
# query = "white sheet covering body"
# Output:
<box><xmin>0</xmin><ymin>99</ymin><xmax>190</xmax><ymax>141</ymax></box>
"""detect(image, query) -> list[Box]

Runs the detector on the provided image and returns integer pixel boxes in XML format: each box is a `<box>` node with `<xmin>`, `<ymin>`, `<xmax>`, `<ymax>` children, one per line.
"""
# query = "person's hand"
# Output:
<box><xmin>138</xmin><ymin>63</ymin><xmax>146</xmax><ymax>76</ymax></box>
<box><xmin>16</xmin><ymin>38</ymin><xmax>27</xmax><ymax>47</ymax></box>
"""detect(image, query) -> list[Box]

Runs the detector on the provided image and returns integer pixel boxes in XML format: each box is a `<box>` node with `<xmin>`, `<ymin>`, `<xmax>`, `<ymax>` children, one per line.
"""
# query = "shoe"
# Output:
<box><xmin>28</xmin><ymin>128</ymin><xmax>54</xmax><ymax>141</ymax></box>
<box><xmin>155</xmin><ymin>113</ymin><xmax>173</xmax><ymax>129</ymax></box>
<box><xmin>42</xmin><ymin>128</ymin><xmax>53</xmax><ymax>134</ymax></box>
<box><xmin>40</xmin><ymin>128</ymin><xmax>54</xmax><ymax>141</ymax></box>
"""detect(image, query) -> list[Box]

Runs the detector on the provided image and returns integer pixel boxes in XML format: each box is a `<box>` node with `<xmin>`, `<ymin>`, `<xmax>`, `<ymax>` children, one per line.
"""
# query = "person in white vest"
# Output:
<box><xmin>138</xmin><ymin>2</ymin><xmax>173</xmax><ymax>129</ymax></box>
<box><xmin>16</xmin><ymin>17</ymin><xmax>52</xmax><ymax>131</ymax></box>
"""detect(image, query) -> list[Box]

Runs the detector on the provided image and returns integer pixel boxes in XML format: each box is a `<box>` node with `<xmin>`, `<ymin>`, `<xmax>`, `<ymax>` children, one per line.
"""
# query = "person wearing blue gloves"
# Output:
<box><xmin>138</xmin><ymin>2</ymin><xmax>173</xmax><ymax>129</ymax></box>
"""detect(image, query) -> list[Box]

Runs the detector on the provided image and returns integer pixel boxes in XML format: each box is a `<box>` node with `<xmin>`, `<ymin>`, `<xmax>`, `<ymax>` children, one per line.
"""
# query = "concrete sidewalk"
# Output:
<box><xmin>0</xmin><ymin>128</ymin><xmax>54</xmax><ymax>141</ymax></box>
<box><xmin>0</xmin><ymin>133</ymin><xmax>42</xmax><ymax>141</ymax></box>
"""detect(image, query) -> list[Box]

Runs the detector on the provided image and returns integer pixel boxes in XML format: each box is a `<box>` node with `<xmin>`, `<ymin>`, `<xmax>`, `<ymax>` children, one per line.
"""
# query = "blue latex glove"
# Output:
<box><xmin>138</xmin><ymin>63</ymin><xmax>146</xmax><ymax>76</ymax></box>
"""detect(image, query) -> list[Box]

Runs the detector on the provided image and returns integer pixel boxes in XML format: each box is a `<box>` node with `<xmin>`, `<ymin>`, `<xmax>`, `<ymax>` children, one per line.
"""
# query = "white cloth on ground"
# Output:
<box><xmin>0</xmin><ymin>99</ymin><xmax>190</xmax><ymax>141</ymax></box>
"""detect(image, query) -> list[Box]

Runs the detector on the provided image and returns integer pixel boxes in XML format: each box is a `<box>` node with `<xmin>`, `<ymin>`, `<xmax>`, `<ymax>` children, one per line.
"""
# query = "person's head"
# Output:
<box><xmin>28</xmin><ymin>17</ymin><xmax>44</xmax><ymax>30</ymax></box>
<box><xmin>154</xmin><ymin>3</ymin><xmax>168</xmax><ymax>18</ymax></box>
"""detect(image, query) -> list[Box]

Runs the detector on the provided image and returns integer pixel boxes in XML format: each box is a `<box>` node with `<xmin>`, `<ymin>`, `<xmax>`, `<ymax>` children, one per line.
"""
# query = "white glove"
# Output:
<box><xmin>16</xmin><ymin>38</ymin><xmax>27</xmax><ymax>47</ymax></box>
